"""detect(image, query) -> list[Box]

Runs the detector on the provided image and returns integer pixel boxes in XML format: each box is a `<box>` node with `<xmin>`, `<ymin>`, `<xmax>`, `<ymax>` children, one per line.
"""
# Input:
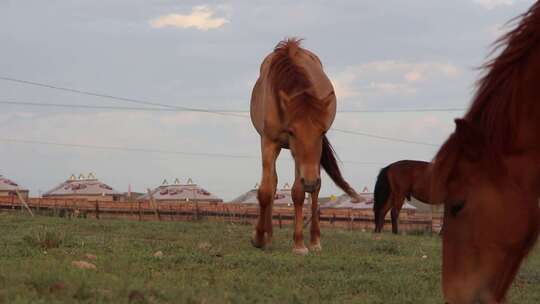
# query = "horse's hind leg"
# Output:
<box><xmin>252</xmin><ymin>139</ymin><xmax>280</xmax><ymax>249</ymax></box>
<box><xmin>391</xmin><ymin>199</ymin><xmax>403</xmax><ymax>234</ymax></box>
<box><xmin>375</xmin><ymin>201</ymin><xmax>392</xmax><ymax>233</ymax></box>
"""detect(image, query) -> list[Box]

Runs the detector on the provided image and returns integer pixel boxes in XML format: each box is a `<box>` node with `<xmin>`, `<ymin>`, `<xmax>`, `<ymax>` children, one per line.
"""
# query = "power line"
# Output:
<box><xmin>0</xmin><ymin>100</ymin><xmax>465</xmax><ymax>114</ymax></box>
<box><xmin>0</xmin><ymin>138</ymin><xmax>254</xmax><ymax>159</ymax></box>
<box><xmin>0</xmin><ymin>76</ymin><xmax>446</xmax><ymax>146</ymax></box>
<box><xmin>330</xmin><ymin>128</ymin><xmax>438</xmax><ymax>147</ymax></box>
<box><xmin>0</xmin><ymin>76</ymin><xmax>247</xmax><ymax>118</ymax></box>
<box><xmin>0</xmin><ymin>138</ymin><xmax>385</xmax><ymax>165</ymax></box>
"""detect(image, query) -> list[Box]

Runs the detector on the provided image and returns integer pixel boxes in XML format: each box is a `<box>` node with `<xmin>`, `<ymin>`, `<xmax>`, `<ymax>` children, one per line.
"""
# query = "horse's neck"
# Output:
<box><xmin>505</xmin><ymin>151</ymin><xmax>540</xmax><ymax>197</ymax></box>
<box><xmin>515</xmin><ymin>48</ymin><xmax>540</xmax><ymax>151</ymax></box>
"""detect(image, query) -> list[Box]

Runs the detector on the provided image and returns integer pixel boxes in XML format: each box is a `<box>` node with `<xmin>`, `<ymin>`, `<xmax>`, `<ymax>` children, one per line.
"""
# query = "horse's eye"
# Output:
<box><xmin>288</xmin><ymin>130</ymin><xmax>295</xmax><ymax>137</ymax></box>
<box><xmin>449</xmin><ymin>200</ymin><xmax>465</xmax><ymax>217</ymax></box>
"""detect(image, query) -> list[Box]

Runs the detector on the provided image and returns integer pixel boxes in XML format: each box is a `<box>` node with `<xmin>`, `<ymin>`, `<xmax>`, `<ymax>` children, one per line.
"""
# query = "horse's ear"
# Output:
<box><xmin>454</xmin><ymin>118</ymin><xmax>484</xmax><ymax>160</ymax></box>
<box><xmin>278</xmin><ymin>90</ymin><xmax>292</xmax><ymax>108</ymax></box>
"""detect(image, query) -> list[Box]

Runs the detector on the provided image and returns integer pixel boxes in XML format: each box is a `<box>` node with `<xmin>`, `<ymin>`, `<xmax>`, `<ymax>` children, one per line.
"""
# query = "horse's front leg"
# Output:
<box><xmin>309</xmin><ymin>186</ymin><xmax>322</xmax><ymax>251</ymax></box>
<box><xmin>252</xmin><ymin>139</ymin><xmax>280</xmax><ymax>249</ymax></box>
<box><xmin>292</xmin><ymin>178</ymin><xmax>308</xmax><ymax>255</ymax></box>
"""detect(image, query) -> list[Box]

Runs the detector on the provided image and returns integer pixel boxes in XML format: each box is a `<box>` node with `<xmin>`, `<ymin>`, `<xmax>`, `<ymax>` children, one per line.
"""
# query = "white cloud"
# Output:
<box><xmin>149</xmin><ymin>6</ymin><xmax>229</xmax><ymax>31</ymax></box>
<box><xmin>473</xmin><ymin>0</ymin><xmax>514</xmax><ymax>10</ymax></box>
<box><xmin>331</xmin><ymin>60</ymin><xmax>461</xmax><ymax>101</ymax></box>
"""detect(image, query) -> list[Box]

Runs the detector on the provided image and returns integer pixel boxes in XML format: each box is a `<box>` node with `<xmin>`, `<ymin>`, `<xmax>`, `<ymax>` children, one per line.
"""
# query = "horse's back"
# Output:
<box><xmin>296</xmin><ymin>50</ymin><xmax>334</xmax><ymax>100</ymax></box>
<box><xmin>250</xmin><ymin>45</ymin><xmax>335</xmax><ymax>137</ymax></box>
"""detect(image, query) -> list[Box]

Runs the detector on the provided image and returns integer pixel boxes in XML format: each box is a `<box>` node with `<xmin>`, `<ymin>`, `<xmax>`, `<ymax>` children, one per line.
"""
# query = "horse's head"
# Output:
<box><xmin>279</xmin><ymin>90</ymin><xmax>336</xmax><ymax>193</ymax></box>
<box><xmin>434</xmin><ymin>119</ymin><xmax>539</xmax><ymax>303</ymax></box>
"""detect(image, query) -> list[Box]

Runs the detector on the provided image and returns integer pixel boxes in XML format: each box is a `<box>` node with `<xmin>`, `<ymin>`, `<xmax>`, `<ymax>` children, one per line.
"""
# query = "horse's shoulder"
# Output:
<box><xmin>303</xmin><ymin>49</ymin><xmax>323</xmax><ymax>67</ymax></box>
<box><xmin>260</xmin><ymin>53</ymin><xmax>275</xmax><ymax>76</ymax></box>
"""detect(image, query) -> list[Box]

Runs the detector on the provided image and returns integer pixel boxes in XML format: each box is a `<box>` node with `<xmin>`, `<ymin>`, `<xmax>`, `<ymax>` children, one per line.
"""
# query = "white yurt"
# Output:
<box><xmin>140</xmin><ymin>178</ymin><xmax>223</xmax><ymax>203</ymax></box>
<box><xmin>43</xmin><ymin>173</ymin><xmax>121</xmax><ymax>202</ymax></box>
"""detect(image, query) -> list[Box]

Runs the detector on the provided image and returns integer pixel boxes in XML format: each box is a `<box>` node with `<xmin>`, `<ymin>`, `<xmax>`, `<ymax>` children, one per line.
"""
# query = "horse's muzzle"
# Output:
<box><xmin>301</xmin><ymin>178</ymin><xmax>321</xmax><ymax>193</ymax></box>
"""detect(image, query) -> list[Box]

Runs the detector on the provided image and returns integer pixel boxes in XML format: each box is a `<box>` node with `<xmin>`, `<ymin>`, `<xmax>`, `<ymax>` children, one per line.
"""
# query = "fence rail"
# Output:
<box><xmin>0</xmin><ymin>197</ymin><xmax>443</xmax><ymax>233</ymax></box>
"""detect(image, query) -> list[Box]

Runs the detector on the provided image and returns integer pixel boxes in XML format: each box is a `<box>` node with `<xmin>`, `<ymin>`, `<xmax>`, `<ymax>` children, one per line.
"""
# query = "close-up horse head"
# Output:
<box><xmin>431</xmin><ymin>2</ymin><xmax>540</xmax><ymax>298</ymax></box>
<box><xmin>434</xmin><ymin>119</ymin><xmax>539</xmax><ymax>303</ymax></box>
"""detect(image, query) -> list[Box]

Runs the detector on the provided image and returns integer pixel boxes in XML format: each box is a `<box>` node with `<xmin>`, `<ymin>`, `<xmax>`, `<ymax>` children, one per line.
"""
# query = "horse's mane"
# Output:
<box><xmin>268</xmin><ymin>38</ymin><xmax>313</xmax><ymax>104</ymax></box>
<box><xmin>466</xmin><ymin>2</ymin><xmax>540</xmax><ymax>150</ymax></box>
<box><xmin>433</xmin><ymin>2</ymin><xmax>540</xmax><ymax>198</ymax></box>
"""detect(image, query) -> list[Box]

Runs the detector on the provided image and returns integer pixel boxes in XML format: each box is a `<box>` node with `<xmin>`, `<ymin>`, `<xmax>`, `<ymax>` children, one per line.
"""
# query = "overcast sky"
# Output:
<box><xmin>0</xmin><ymin>0</ymin><xmax>534</xmax><ymax>200</ymax></box>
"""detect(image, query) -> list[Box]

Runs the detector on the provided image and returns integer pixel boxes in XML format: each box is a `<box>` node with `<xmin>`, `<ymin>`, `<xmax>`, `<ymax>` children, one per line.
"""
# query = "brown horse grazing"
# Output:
<box><xmin>373</xmin><ymin>160</ymin><xmax>435</xmax><ymax>234</ymax></box>
<box><xmin>432</xmin><ymin>3</ymin><xmax>540</xmax><ymax>303</ymax></box>
<box><xmin>250</xmin><ymin>38</ymin><xmax>359</xmax><ymax>255</ymax></box>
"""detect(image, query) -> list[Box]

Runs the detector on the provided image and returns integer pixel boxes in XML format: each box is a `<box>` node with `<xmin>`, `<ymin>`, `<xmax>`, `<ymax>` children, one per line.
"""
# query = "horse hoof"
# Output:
<box><xmin>251</xmin><ymin>238</ymin><xmax>264</xmax><ymax>249</ymax></box>
<box><xmin>309</xmin><ymin>243</ymin><xmax>322</xmax><ymax>251</ymax></box>
<box><xmin>292</xmin><ymin>247</ymin><xmax>309</xmax><ymax>255</ymax></box>
<box><xmin>251</xmin><ymin>231</ymin><xmax>265</xmax><ymax>249</ymax></box>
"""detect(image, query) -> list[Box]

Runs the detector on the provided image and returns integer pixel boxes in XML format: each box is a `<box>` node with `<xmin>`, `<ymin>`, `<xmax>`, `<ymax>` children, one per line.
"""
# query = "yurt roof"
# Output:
<box><xmin>43</xmin><ymin>173</ymin><xmax>120</xmax><ymax>197</ymax></box>
<box><xmin>140</xmin><ymin>178</ymin><xmax>223</xmax><ymax>202</ymax></box>
<box><xmin>228</xmin><ymin>183</ymin><xmax>309</xmax><ymax>206</ymax></box>
<box><xmin>0</xmin><ymin>175</ymin><xmax>28</xmax><ymax>192</ymax></box>
<box><xmin>322</xmin><ymin>187</ymin><xmax>416</xmax><ymax>210</ymax></box>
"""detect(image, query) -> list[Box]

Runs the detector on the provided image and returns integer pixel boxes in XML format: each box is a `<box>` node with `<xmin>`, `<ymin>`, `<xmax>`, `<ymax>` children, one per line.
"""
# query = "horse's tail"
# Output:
<box><xmin>374</xmin><ymin>165</ymin><xmax>392</xmax><ymax>215</ymax></box>
<box><xmin>321</xmin><ymin>135</ymin><xmax>358</xmax><ymax>200</ymax></box>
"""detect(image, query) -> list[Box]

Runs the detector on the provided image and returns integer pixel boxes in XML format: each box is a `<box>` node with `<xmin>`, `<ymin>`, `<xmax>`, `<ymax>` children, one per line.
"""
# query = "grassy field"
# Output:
<box><xmin>0</xmin><ymin>212</ymin><xmax>538</xmax><ymax>303</ymax></box>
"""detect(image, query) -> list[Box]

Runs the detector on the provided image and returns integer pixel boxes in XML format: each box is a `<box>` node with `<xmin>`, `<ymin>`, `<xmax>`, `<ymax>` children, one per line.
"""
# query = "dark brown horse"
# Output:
<box><xmin>373</xmin><ymin>160</ymin><xmax>435</xmax><ymax>234</ymax></box>
<box><xmin>250</xmin><ymin>38</ymin><xmax>359</xmax><ymax>255</ymax></box>
<box><xmin>432</xmin><ymin>3</ymin><xmax>540</xmax><ymax>302</ymax></box>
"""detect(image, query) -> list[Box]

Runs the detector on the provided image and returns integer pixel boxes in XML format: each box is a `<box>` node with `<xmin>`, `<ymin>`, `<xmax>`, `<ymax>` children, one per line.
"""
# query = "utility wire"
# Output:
<box><xmin>0</xmin><ymin>100</ymin><xmax>464</xmax><ymax>114</ymax></box>
<box><xmin>0</xmin><ymin>138</ymin><xmax>384</xmax><ymax>165</ymax></box>
<box><xmin>0</xmin><ymin>76</ymin><xmax>446</xmax><ymax>146</ymax></box>
<box><xmin>330</xmin><ymin>128</ymin><xmax>438</xmax><ymax>147</ymax></box>
<box><xmin>0</xmin><ymin>76</ymin><xmax>247</xmax><ymax>118</ymax></box>
<box><xmin>0</xmin><ymin>138</ymin><xmax>254</xmax><ymax>159</ymax></box>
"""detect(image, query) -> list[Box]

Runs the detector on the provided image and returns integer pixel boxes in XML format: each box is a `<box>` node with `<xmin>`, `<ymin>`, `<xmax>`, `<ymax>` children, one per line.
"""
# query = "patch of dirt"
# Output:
<box><xmin>84</xmin><ymin>253</ymin><xmax>97</xmax><ymax>261</ymax></box>
<box><xmin>72</xmin><ymin>261</ymin><xmax>97</xmax><ymax>270</ymax></box>
<box><xmin>197</xmin><ymin>242</ymin><xmax>212</xmax><ymax>250</ymax></box>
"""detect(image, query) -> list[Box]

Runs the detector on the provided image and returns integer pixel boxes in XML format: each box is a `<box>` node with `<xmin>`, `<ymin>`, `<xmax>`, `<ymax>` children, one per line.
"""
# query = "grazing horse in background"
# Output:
<box><xmin>432</xmin><ymin>3</ymin><xmax>540</xmax><ymax>303</ymax></box>
<box><xmin>373</xmin><ymin>160</ymin><xmax>436</xmax><ymax>234</ymax></box>
<box><xmin>250</xmin><ymin>38</ymin><xmax>360</xmax><ymax>255</ymax></box>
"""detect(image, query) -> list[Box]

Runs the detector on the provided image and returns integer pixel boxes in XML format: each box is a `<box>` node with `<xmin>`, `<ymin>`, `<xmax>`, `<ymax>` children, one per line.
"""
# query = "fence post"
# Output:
<box><xmin>138</xmin><ymin>201</ymin><xmax>142</xmax><ymax>221</ymax></box>
<box><xmin>147</xmin><ymin>189</ymin><xmax>160</xmax><ymax>221</ymax></box>
<box><xmin>15</xmin><ymin>189</ymin><xmax>33</xmax><ymax>217</ymax></box>
<box><xmin>278</xmin><ymin>213</ymin><xmax>282</xmax><ymax>229</ymax></box>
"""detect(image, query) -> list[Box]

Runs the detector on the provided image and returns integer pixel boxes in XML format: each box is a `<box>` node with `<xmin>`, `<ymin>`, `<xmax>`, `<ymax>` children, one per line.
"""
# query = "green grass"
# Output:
<box><xmin>0</xmin><ymin>212</ymin><xmax>538</xmax><ymax>303</ymax></box>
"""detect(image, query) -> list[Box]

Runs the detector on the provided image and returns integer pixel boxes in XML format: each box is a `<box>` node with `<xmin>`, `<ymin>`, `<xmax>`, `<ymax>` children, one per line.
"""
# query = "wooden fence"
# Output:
<box><xmin>0</xmin><ymin>196</ymin><xmax>443</xmax><ymax>233</ymax></box>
